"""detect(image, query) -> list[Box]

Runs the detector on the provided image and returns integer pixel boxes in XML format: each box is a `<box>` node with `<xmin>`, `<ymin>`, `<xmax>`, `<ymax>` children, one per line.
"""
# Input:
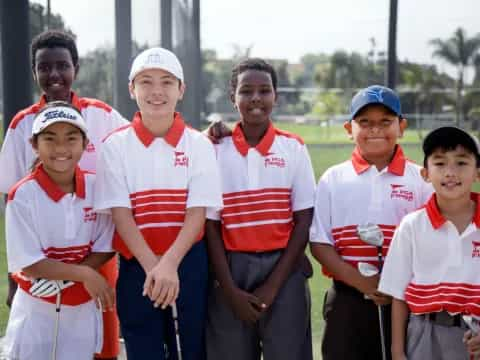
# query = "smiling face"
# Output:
<box><xmin>344</xmin><ymin>104</ymin><xmax>406</xmax><ymax>164</ymax></box>
<box><xmin>32</xmin><ymin>122</ymin><xmax>87</xmax><ymax>180</ymax></box>
<box><xmin>33</xmin><ymin>47</ymin><xmax>78</xmax><ymax>102</ymax></box>
<box><xmin>129</xmin><ymin>68</ymin><xmax>185</xmax><ymax>122</ymax></box>
<box><xmin>231</xmin><ymin>69</ymin><xmax>276</xmax><ymax>128</ymax></box>
<box><xmin>422</xmin><ymin>145</ymin><xmax>480</xmax><ymax>202</ymax></box>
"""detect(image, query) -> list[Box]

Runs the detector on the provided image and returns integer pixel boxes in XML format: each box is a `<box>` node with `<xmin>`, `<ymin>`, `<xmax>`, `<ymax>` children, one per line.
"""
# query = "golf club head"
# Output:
<box><xmin>357</xmin><ymin>223</ymin><xmax>384</xmax><ymax>247</ymax></box>
<box><xmin>463</xmin><ymin>315</ymin><xmax>480</xmax><ymax>334</ymax></box>
<box><xmin>358</xmin><ymin>262</ymin><xmax>379</xmax><ymax>277</ymax></box>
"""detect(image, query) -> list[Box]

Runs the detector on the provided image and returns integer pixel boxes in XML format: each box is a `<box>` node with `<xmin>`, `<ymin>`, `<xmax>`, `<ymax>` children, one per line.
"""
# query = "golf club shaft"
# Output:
<box><xmin>378</xmin><ymin>305</ymin><xmax>387</xmax><ymax>360</ymax></box>
<box><xmin>171</xmin><ymin>303</ymin><xmax>183</xmax><ymax>360</ymax></box>
<box><xmin>52</xmin><ymin>288</ymin><xmax>61</xmax><ymax>360</ymax></box>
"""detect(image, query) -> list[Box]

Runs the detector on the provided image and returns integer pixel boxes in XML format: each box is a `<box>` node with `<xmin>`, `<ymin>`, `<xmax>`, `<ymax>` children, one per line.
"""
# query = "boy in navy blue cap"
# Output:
<box><xmin>310</xmin><ymin>85</ymin><xmax>432</xmax><ymax>359</ymax></box>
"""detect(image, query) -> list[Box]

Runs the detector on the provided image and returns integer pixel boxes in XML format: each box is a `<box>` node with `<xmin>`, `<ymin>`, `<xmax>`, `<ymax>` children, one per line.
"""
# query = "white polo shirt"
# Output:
<box><xmin>208</xmin><ymin>122</ymin><xmax>315</xmax><ymax>252</ymax></box>
<box><xmin>6</xmin><ymin>165</ymin><xmax>114</xmax><ymax>306</ymax></box>
<box><xmin>379</xmin><ymin>193</ymin><xmax>480</xmax><ymax>317</ymax></box>
<box><xmin>310</xmin><ymin>146</ymin><xmax>432</xmax><ymax>276</ymax></box>
<box><xmin>94</xmin><ymin>112</ymin><xmax>223</xmax><ymax>259</ymax></box>
<box><xmin>0</xmin><ymin>92</ymin><xmax>128</xmax><ymax>193</ymax></box>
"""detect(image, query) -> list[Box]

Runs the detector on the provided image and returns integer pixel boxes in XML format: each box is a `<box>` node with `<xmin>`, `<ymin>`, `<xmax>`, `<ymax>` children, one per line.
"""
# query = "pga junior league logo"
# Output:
<box><xmin>174</xmin><ymin>151</ymin><xmax>189</xmax><ymax>167</ymax></box>
<box><xmin>83</xmin><ymin>207</ymin><xmax>97</xmax><ymax>223</ymax></box>
<box><xmin>472</xmin><ymin>241</ymin><xmax>480</xmax><ymax>258</ymax></box>
<box><xmin>390</xmin><ymin>184</ymin><xmax>413</xmax><ymax>202</ymax></box>
<box><xmin>264</xmin><ymin>152</ymin><xmax>286</xmax><ymax>168</ymax></box>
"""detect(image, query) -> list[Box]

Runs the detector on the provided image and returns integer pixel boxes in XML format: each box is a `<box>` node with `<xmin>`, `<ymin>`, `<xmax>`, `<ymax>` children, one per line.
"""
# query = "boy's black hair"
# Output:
<box><xmin>230</xmin><ymin>58</ymin><xmax>278</xmax><ymax>94</ymax></box>
<box><xmin>353</xmin><ymin>103</ymin><xmax>399</xmax><ymax>119</ymax></box>
<box><xmin>423</xmin><ymin>126</ymin><xmax>480</xmax><ymax>167</ymax></box>
<box><xmin>31</xmin><ymin>30</ymin><xmax>79</xmax><ymax>69</ymax></box>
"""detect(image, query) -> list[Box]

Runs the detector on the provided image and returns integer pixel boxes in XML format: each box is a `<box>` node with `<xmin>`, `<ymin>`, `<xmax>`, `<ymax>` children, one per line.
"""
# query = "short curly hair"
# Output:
<box><xmin>230</xmin><ymin>58</ymin><xmax>278</xmax><ymax>95</ymax></box>
<box><xmin>31</xmin><ymin>30</ymin><xmax>79</xmax><ymax>70</ymax></box>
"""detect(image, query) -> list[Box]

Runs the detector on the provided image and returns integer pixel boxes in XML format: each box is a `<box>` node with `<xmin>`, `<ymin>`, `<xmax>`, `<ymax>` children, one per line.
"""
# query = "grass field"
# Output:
<box><xmin>0</xmin><ymin>122</ymin><xmax>427</xmax><ymax>359</ymax></box>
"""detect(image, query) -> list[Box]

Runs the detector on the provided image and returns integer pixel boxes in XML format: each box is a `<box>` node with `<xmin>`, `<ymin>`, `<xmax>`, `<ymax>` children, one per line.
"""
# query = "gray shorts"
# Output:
<box><xmin>407</xmin><ymin>313</ymin><xmax>470</xmax><ymax>360</ymax></box>
<box><xmin>206</xmin><ymin>250</ymin><xmax>312</xmax><ymax>360</ymax></box>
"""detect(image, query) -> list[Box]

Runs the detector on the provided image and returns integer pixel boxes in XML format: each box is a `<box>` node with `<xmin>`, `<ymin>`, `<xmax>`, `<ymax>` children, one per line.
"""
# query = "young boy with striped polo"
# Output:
<box><xmin>310</xmin><ymin>85</ymin><xmax>433</xmax><ymax>360</ymax></box>
<box><xmin>379</xmin><ymin>126</ymin><xmax>480</xmax><ymax>360</ymax></box>
<box><xmin>94</xmin><ymin>47</ymin><xmax>222</xmax><ymax>360</ymax></box>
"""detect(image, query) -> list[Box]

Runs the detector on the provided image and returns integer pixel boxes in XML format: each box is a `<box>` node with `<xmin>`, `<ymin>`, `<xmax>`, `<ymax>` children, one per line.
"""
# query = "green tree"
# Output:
<box><xmin>29</xmin><ymin>3</ymin><xmax>73</xmax><ymax>40</ymax></box>
<box><xmin>430</xmin><ymin>28</ymin><xmax>480</xmax><ymax>125</ymax></box>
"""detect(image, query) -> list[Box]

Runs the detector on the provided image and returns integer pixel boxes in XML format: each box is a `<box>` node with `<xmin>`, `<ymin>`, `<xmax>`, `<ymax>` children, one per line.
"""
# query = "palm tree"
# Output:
<box><xmin>430</xmin><ymin>28</ymin><xmax>480</xmax><ymax>126</ymax></box>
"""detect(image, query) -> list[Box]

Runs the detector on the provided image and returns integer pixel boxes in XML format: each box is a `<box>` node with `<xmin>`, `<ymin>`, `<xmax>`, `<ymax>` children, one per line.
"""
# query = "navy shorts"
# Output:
<box><xmin>116</xmin><ymin>241</ymin><xmax>208</xmax><ymax>360</ymax></box>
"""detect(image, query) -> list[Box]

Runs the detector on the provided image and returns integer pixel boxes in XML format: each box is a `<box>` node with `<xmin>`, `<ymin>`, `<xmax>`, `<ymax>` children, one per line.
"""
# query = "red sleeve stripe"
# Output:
<box><xmin>9</xmin><ymin>104</ymin><xmax>41</xmax><ymax>129</ymax></box>
<box><xmin>101</xmin><ymin>123</ymin><xmax>131</xmax><ymax>142</ymax></box>
<box><xmin>43</xmin><ymin>242</ymin><xmax>93</xmax><ymax>253</ymax></box>
<box><xmin>7</xmin><ymin>174</ymin><xmax>35</xmax><ymax>202</ymax></box>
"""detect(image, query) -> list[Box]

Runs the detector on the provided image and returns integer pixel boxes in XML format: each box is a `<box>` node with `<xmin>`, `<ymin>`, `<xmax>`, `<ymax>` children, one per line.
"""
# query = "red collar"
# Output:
<box><xmin>425</xmin><ymin>193</ymin><xmax>480</xmax><ymax>229</ymax></box>
<box><xmin>38</xmin><ymin>92</ymin><xmax>82</xmax><ymax>111</ymax></box>
<box><xmin>131</xmin><ymin>112</ymin><xmax>185</xmax><ymax>148</ymax></box>
<box><xmin>232</xmin><ymin>121</ymin><xmax>276</xmax><ymax>157</ymax></box>
<box><xmin>351</xmin><ymin>145</ymin><xmax>406</xmax><ymax>176</ymax></box>
<box><xmin>33</xmin><ymin>164</ymin><xmax>86</xmax><ymax>202</ymax></box>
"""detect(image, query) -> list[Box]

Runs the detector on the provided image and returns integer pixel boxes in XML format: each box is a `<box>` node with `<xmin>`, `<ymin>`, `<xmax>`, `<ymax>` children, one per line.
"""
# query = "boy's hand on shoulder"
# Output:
<box><xmin>464</xmin><ymin>330</ymin><xmax>480</xmax><ymax>356</ymax></box>
<box><xmin>143</xmin><ymin>255</ymin><xmax>179</xmax><ymax>309</ymax></box>
<box><xmin>223</xmin><ymin>285</ymin><xmax>262</xmax><ymax>324</ymax></box>
<box><xmin>204</xmin><ymin>121</ymin><xmax>232</xmax><ymax>144</ymax></box>
<box><xmin>81</xmin><ymin>267</ymin><xmax>115</xmax><ymax>311</ymax></box>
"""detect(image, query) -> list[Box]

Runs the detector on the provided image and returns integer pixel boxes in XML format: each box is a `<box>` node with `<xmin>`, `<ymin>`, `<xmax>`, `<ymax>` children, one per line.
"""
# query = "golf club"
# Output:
<box><xmin>171</xmin><ymin>303</ymin><xmax>183</xmax><ymax>360</ymax></box>
<box><xmin>357</xmin><ymin>223</ymin><xmax>387</xmax><ymax>360</ymax></box>
<box><xmin>51</xmin><ymin>282</ymin><xmax>62</xmax><ymax>360</ymax></box>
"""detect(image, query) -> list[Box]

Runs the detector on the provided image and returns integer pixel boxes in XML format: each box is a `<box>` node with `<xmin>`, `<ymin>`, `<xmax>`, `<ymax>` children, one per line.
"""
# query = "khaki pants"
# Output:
<box><xmin>407</xmin><ymin>314</ymin><xmax>471</xmax><ymax>360</ymax></box>
<box><xmin>206</xmin><ymin>250</ymin><xmax>312</xmax><ymax>360</ymax></box>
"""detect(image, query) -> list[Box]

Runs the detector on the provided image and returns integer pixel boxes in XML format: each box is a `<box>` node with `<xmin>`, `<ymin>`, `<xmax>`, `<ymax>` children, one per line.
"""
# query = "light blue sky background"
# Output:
<box><xmin>35</xmin><ymin>0</ymin><xmax>479</xmax><ymax>80</ymax></box>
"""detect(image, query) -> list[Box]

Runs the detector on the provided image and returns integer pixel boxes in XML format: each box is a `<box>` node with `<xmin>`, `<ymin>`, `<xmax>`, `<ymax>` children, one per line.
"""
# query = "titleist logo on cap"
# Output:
<box><xmin>146</xmin><ymin>53</ymin><xmax>164</xmax><ymax>65</ymax></box>
<box><xmin>42</xmin><ymin>109</ymin><xmax>77</xmax><ymax>123</ymax></box>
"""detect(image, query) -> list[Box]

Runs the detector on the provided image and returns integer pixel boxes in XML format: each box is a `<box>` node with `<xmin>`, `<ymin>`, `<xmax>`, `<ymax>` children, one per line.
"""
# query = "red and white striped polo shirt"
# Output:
<box><xmin>208</xmin><ymin>122</ymin><xmax>316</xmax><ymax>252</ymax></box>
<box><xmin>310</xmin><ymin>145</ymin><xmax>432</xmax><ymax>275</ymax></box>
<box><xmin>94</xmin><ymin>112</ymin><xmax>223</xmax><ymax>259</ymax></box>
<box><xmin>0</xmin><ymin>92</ymin><xmax>128</xmax><ymax>193</ymax></box>
<box><xmin>6</xmin><ymin>165</ymin><xmax>114</xmax><ymax>306</ymax></box>
<box><xmin>379</xmin><ymin>193</ymin><xmax>480</xmax><ymax>317</ymax></box>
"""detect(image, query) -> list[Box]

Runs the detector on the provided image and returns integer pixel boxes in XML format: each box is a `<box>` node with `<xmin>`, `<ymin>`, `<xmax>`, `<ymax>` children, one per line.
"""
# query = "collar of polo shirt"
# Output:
<box><xmin>232</xmin><ymin>121</ymin><xmax>276</xmax><ymax>157</ymax></box>
<box><xmin>33</xmin><ymin>164</ymin><xmax>86</xmax><ymax>202</ymax></box>
<box><xmin>131</xmin><ymin>111</ymin><xmax>186</xmax><ymax>147</ymax></box>
<box><xmin>351</xmin><ymin>145</ymin><xmax>406</xmax><ymax>176</ymax></box>
<box><xmin>425</xmin><ymin>193</ymin><xmax>480</xmax><ymax>229</ymax></box>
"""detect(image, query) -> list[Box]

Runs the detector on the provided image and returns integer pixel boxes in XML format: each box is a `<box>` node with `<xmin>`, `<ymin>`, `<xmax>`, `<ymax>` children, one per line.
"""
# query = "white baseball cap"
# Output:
<box><xmin>129</xmin><ymin>47</ymin><xmax>184</xmax><ymax>83</ymax></box>
<box><xmin>32</xmin><ymin>105</ymin><xmax>88</xmax><ymax>136</ymax></box>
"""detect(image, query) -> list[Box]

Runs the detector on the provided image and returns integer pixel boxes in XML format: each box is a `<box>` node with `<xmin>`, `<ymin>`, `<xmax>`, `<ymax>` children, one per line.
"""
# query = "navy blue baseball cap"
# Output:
<box><xmin>350</xmin><ymin>85</ymin><xmax>402</xmax><ymax>119</ymax></box>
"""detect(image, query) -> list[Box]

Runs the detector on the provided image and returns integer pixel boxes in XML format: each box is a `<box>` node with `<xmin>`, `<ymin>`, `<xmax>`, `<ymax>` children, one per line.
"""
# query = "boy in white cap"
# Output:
<box><xmin>94</xmin><ymin>47</ymin><xmax>223</xmax><ymax>360</ymax></box>
<box><xmin>3</xmin><ymin>101</ymin><xmax>115</xmax><ymax>360</ymax></box>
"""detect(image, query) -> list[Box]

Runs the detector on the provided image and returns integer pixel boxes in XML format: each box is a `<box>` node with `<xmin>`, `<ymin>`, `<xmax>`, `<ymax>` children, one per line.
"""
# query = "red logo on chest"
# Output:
<box><xmin>174</xmin><ymin>151</ymin><xmax>189</xmax><ymax>167</ymax></box>
<box><xmin>472</xmin><ymin>241</ymin><xmax>480</xmax><ymax>258</ymax></box>
<box><xmin>264</xmin><ymin>153</ymin><xmax>286</xmax><ymax>168</ymax></box>
<box><xmin>85</xmin><ymin>143</ymin><xmax>96</xmax><ymax>153</ymax></box>
<box><xmin>390</xmin><ymin>184</ymin><xmax>413</xmax><ymax>202</ymax></box>
<box><xmin>83</xmin><ymin>207</ymin><xmax>97</xmax><ymax>222</ymax></box>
